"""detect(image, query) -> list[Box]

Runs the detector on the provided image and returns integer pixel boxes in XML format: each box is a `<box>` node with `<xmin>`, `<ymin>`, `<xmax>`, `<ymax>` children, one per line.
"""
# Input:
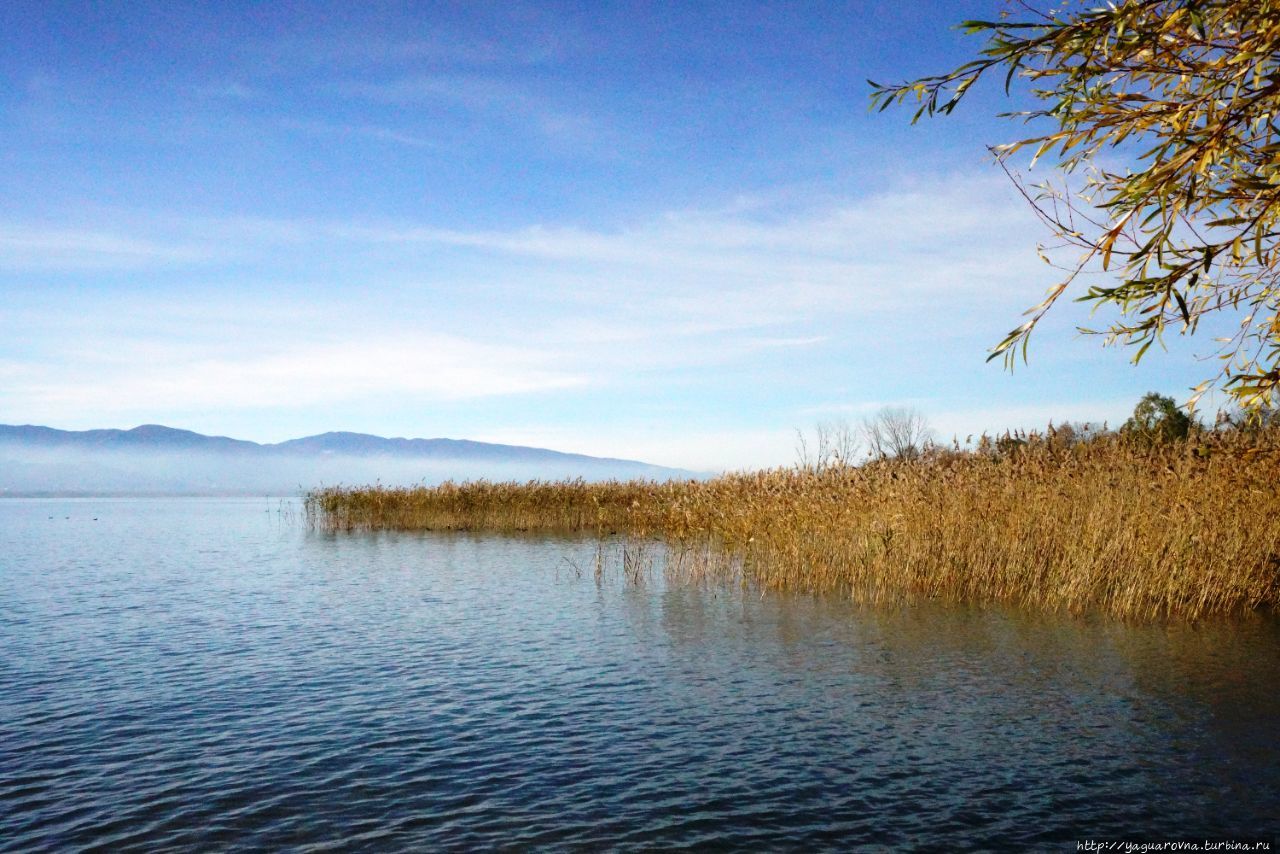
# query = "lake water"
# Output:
<box><xmin>2</xmin><ymin>497</ymin><xmax>1278</xmax><ymax>851</ymax></box>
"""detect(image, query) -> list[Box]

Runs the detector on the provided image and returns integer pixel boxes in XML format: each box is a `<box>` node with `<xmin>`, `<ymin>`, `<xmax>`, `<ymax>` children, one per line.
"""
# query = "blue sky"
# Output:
<box><xmin>1</xmin><ymin>1</ymin><xmax>1224</xmax><ymax>470</ymax></box>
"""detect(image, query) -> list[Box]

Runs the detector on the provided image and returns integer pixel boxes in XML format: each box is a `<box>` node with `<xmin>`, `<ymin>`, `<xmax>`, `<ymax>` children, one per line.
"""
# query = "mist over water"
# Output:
<box><xmin>0</xmin><ymin>446</ymin><xmax>677</xmax><ymax>495</ymax></box>
<box><xmin>2</xmin><ymin>497</ymin><xmax>1277</xmax><ymax>850</ymax></box>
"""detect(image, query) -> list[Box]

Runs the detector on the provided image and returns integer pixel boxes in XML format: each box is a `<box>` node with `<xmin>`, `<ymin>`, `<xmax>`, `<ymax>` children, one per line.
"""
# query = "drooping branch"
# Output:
<box><xmin>871</xmin><ymin>0</ymin><xmax>1280</xmax><ymax>409</ymax></box>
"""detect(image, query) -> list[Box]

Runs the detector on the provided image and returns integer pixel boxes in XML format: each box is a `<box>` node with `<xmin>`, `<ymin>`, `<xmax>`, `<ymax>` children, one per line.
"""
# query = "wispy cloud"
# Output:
<box><xmin>331</xmin><ymin>73</ymin><xmax>601</xmax><ymax>146</ymax></box>
<box><xmin>0</xmin><ymin>170</ymin><xmax>1058</xmax><ymax>403</ymax></box>
<box><xmin>2</xmin><ymin>332</ymin><xmax>586</xmax><ymax>426</ymax></box>
<box><xmin>336</xmin><ymin>73</ymin><xmax>533</xmax><ymax>107</ymax></box>
<box><xmin>1</xmin><ymin>170</ymin><xmax>1111</xmax><ymax>468</ymax></box>
<box><xmin>269</xmin><ymin>35</ymin><xmax>569</xmax><ymax>71</ymax></box>
<box><xmin>334</xmin><ymin>172</ymin><xmax>1035</xmax><ymax>276</ymax></box>
<box><xmin>278</xmin><ymin>117</ymin><xmax>437</xmax><ymax>148</ymax></box>
<box><xmin>1</xmin><ymin>170</ymin><xmax>1045</xmax><ymax>305</ymax></box>
<box><xmin>0</xmin><ymin>226</ymin><xmax>215</xmax><ymax>270</ymax></box>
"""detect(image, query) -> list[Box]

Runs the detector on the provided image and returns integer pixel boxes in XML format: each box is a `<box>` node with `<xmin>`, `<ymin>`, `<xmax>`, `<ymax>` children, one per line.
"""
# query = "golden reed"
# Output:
<box><xmin>305</xmin><ymin>426</ymin><xmax>1280</xmax><ymax>620</ymax></box>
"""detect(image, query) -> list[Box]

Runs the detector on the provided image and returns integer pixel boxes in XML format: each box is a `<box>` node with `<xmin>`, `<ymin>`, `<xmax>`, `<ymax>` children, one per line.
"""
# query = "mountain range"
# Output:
<box><xmin>0</xmin><ymin>424</ymin><xmax>691</xmax><ymax>495</ymax></box>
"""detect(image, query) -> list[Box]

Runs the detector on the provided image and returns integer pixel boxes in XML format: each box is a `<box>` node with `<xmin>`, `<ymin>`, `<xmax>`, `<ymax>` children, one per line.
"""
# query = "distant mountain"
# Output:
<box><xmin>0</xmin><ymin>423</ymin><xmax>693</xmax><ymax>495</ymax></box>
<box><xmin>0</xmin><ymin>424</ymin><xmax>259</xmax><ymax>453</ymax></box>
<box><xmin>269</xmin><ymin>431</ymin><xmax>641</xmax><ymax>464</ymax></box>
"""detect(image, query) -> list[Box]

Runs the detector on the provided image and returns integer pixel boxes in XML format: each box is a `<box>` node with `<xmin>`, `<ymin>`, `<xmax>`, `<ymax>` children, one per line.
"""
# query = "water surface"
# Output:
<box><xmin>2</xmin><ymin>497</ymin><xmax>1277</xmax><ymax>850</ymax></box>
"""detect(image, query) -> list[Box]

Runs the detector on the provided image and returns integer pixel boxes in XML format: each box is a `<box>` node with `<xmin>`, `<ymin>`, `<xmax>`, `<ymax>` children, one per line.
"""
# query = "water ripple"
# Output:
<box><xmin>1</xmin><ymin>497</ymin><xmax>1278</xmax><ymax>851</ymax></box>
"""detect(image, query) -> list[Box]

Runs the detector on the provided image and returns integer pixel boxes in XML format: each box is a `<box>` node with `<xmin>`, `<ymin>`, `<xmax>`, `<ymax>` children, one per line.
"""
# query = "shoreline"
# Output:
<box><xmin>306</xmin><ymin>426</ymin><xmax>1280</xmax><ymax>621</ymax></box>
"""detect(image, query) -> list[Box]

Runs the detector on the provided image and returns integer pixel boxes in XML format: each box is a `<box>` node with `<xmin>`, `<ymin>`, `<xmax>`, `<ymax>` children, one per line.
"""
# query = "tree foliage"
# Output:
<box><xmin>1122</xmin><ymin>391</ymin><xmax>1194</xmax><ymax>440</ymax></box>
<box><xmin>870</xmin><ymin>0</ymin><xmax>1280</xmax><ymax>411</ymax></box>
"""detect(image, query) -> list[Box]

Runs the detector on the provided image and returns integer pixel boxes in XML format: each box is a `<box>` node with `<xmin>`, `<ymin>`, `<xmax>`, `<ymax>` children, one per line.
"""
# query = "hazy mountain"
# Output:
<box><xmin>0</xmin><ymin>424</ymin><xmax>693</xmax><ymax>495</ymax></box>
<box><xmin>0</xmin><ymin>424</ymin><xmax>259</xmax><ymax>453</ymax></box>
<box><xmin>269</xmin><ymin>431</ymin><xmax>642</xmax><ymax>464</ymax></box>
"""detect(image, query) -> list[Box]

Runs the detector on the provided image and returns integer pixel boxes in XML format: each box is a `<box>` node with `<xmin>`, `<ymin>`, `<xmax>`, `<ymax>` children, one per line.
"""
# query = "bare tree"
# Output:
<box><xmin>795</xmin><ymin>419</ymin><xmax>861</xmax><ymax>472</ymax></box>
<box><xmin>861</xmin><ymin>407</ymin><xmax>933</xmax><ymax>461</ymax></box>
<box><xmin>820</xmin><ymin>419</ymin><xmax>860</xmax><ymax>468</ymax></box>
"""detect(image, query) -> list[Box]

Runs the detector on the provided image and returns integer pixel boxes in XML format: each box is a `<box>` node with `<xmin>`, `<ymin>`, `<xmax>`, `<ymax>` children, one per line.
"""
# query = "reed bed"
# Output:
<box><xmin>305</xmin><ymin>427</ymin><xmax>1280</xmax><ymax>620</ymax></box>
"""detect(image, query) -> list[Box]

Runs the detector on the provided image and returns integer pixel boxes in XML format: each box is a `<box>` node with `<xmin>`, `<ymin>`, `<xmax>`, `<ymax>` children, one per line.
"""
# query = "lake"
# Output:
<box><xmin>2</xmin><ymin>497</ymin><xmax>1277</xmax><ymax>850</ymax></box>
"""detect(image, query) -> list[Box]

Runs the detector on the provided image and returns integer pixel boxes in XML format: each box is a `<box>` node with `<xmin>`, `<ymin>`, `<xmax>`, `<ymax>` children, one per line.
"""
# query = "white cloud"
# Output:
<box><xmin>2</xmin><ymin>334</ymin><xmax>586</xmax><ymax>425</ymax></box>
<box><xmin>1</xmin><ymin>169</ymin><xmax>1044</xmax><ymax>294</ymax></box>
<box><xmin>332</xmin><ymin>74</ymin><xmax>600</xmax><ymax>146</ymax></box>
<box><xmin>335</xmin><ymin>173</ymin><xmax>1035</xmax><ymax>278</ymax></box>
<box><xmin>1</xmin><ymin>169</ymin><xmax>1112</xmax><ymax>469</ymax></box>
<box><xmin>270</xmin><ymin>35</ymin><xmax>567</xmax><ymax>70</ymax></box>
<box><xmin>0</xmin><ymin>226</ymin><xmax>214</xmax><ymax>270</ymax></box>
<box><xmin>278</xmin><ymin>118</ymin><xmax>437</xmax><ymax>148</ymax></box>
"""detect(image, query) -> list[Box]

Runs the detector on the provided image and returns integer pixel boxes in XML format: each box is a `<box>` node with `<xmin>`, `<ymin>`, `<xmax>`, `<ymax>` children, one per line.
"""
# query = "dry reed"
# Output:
<box><xmin>304</xmin><ymin>426</ymin><xmax>1280</xmax><ymax>620</ymax></box>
